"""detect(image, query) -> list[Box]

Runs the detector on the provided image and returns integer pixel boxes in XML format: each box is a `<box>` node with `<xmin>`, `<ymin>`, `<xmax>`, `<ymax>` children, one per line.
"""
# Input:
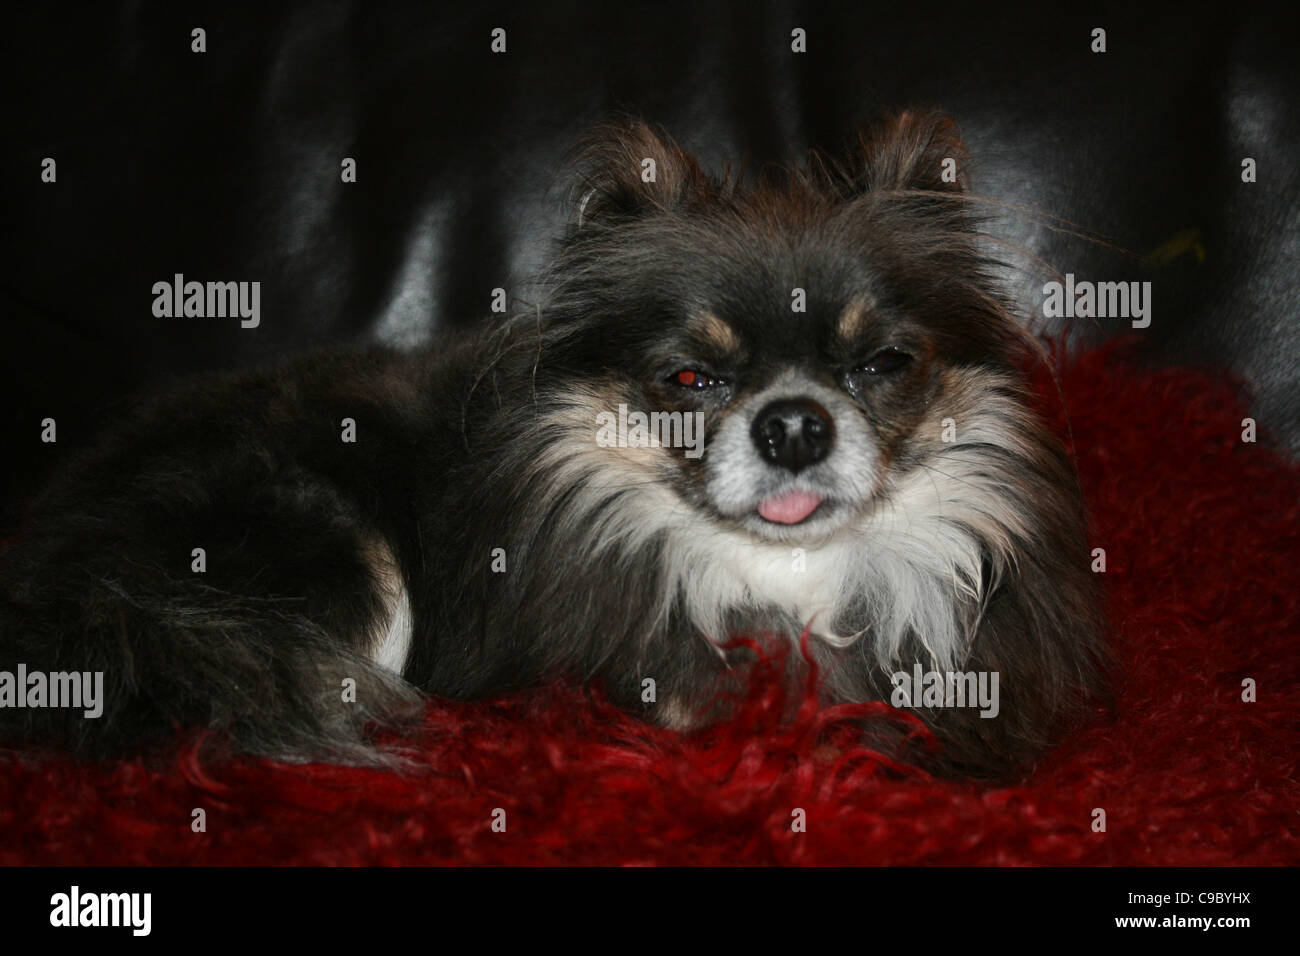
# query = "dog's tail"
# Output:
<box><xmin>0</xmin><ymin>526</ymin><xmax>426</xmax><ymax>767</ymax></box>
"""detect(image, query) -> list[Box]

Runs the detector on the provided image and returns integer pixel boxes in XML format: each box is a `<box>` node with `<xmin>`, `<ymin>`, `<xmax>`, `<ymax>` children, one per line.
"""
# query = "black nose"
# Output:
<box><xmin>750</xmin><ymin>398</ymin><xmax>835</xmax><ymax>472</ymax></box>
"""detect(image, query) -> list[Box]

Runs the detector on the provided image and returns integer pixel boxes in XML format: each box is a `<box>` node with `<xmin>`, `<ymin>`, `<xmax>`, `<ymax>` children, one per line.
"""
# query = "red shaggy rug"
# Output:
<box><xmin>1</xmin><ymin>341</ymin><xmax>1297</xmax><ymax>866</ymax></box>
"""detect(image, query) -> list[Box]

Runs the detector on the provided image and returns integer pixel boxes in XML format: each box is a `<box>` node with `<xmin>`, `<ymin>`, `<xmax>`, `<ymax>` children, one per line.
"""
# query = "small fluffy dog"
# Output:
<box><xmin>0</xmin><ymin>111</ymin><xmax>1107</xmax><ymax>778</ymax></box>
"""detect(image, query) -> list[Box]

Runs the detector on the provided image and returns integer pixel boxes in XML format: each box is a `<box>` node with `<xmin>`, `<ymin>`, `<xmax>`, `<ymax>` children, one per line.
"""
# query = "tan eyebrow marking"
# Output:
<box><xmin>691</xmin><ymin>311</ymin><xmax>740</xmax><ymax>354</ymax></box>
<box><xmin>837</xmin><ymin>296</ymin><xmax>876</xmax><ymax>343</ymax></box>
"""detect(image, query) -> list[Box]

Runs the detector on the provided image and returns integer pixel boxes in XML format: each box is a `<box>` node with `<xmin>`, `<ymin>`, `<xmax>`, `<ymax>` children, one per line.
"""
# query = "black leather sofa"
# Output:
<box><xmin>3</xmin><ymin>2</ymin><xmax>1296</xmax><ymax>525</ymax></box>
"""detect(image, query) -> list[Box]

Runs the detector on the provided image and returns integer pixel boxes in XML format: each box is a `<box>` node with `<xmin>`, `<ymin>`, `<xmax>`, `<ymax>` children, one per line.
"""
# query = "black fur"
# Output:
<box><xmin>0</xmin><ymin>112</ymin><xmax>1108</xmax><ymax>778</ymax></box>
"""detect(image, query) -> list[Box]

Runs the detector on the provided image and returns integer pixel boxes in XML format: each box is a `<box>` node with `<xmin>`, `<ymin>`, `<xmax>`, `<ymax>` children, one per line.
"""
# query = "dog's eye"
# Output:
<box><xmin>669</xmin><ymin>369</ymin><xmax>726</xmax><ymax>389</ymax></box>
<box><xmin>856</xmin><ymin>348</ymin><xmax>913</xmax><ymax>376</ymax></box>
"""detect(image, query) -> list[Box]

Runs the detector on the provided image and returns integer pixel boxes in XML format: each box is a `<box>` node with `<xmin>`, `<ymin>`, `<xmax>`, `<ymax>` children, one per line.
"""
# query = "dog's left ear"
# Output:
<box><xmin>570</xmin><ymin>121</ymin><xmax>713</xmax><ymax>228</ymax></box>
<box><xmin>854</xmin><ymin>109</ymin><xmax>971</xmax><ymax>195</ymax></box>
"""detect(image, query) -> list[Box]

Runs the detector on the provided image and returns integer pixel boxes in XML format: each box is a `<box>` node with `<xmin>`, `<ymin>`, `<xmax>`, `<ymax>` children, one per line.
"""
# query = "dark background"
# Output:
<box><xmin>3</xmin><ymin>1</ymin><xmax>1296</xmax><ymax>529</ymax></box>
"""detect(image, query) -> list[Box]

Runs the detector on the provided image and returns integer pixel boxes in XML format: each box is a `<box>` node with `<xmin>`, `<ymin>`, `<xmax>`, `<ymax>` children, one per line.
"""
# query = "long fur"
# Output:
<box><xmin>0</xmin><ymin>111</ymin><xmax>1108</xmax><ymax>778</ymax></box>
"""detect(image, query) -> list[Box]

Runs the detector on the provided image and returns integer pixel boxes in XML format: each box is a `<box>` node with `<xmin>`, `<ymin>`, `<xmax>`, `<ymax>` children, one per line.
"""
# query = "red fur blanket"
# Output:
<box><xmin>2</xmin><ymin>342</ymin><xmax>1296</xmax><ymax>865</ymax></box>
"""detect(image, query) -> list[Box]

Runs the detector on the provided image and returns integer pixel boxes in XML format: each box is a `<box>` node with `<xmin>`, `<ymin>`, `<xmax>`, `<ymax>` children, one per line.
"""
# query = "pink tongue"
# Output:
<box><xmin>758</xmin><ymin>490</ymin><xmax>825</xmax><ymax>524</ymax></box>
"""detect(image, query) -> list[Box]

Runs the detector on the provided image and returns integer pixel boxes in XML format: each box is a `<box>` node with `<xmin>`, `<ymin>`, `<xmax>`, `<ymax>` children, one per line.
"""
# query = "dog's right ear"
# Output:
<box><xmin>570</xmin><ymin>121</ymin><xmax>713</xmax><ymax>228</ymax></box>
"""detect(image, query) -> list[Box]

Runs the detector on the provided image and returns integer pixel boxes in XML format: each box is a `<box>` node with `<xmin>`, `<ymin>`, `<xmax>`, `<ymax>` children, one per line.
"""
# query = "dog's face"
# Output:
<box><xmin>539</xmin><ymin>113</ymin><xmax>1028</xmax><ymax>548</ymax></box>
<box><xmin>632</xmin><ymin>244</ymin><xmax>934</xmax><ymax>546</ymax></box>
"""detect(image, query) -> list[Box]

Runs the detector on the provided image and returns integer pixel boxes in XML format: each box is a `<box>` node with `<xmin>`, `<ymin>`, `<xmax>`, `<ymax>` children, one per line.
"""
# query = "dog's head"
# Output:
<box><xmin>532</xmin><ymin>111</ymin><xmax>1032</xmax><ymax>549</ymax></box>
<box><xmin>483</xmin><ymin>113</ymin><xmax>1104</xmax><ymax>752</ymax></box>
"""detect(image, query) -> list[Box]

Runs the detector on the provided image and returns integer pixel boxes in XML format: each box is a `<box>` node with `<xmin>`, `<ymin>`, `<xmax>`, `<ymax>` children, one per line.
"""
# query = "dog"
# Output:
<box><xmin>0</xmin><ymin>110</ymin><xmax>1108</xmax><ymax>778</ymax></box>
